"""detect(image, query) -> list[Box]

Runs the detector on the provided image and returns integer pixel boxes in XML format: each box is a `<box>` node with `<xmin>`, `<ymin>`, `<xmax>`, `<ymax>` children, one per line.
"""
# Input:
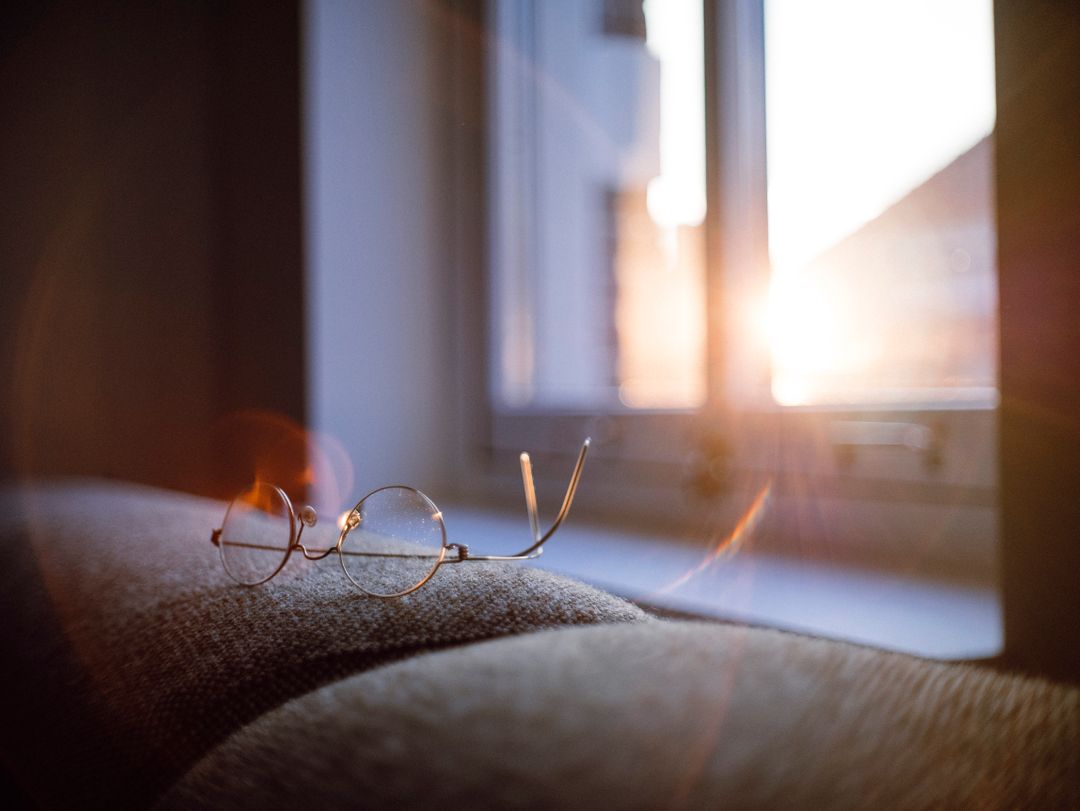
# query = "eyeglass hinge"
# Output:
<box><xmin>447</xmin><ymin>543</ymin><xmax>470</xmax><ymax>561</ymax></box>
<box><xmin>211</xmin><ymin>529</ymin><xmax>221</xmax><ymax>547</ymax></box>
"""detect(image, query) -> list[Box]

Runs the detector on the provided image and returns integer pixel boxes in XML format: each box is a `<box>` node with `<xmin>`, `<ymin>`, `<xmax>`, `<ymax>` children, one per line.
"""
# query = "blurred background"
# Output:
<box><xmin>2</xmin><ymin>0</ymin><xmax>1079</xmax><ymax>674</ymax></box>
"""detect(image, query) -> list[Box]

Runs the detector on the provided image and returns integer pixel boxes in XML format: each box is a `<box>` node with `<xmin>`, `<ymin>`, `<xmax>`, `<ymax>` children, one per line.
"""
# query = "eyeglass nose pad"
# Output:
<box><xmin>299</xmin><ymin>505</ymin><xmax>318</xmax><ymax>527</ymax></box>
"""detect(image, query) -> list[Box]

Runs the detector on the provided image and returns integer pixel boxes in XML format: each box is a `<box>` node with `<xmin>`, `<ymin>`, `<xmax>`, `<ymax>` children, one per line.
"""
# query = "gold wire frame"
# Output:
<box><xmin>211</xmin><ymin>439</ymin><xmax>591</xmax><ymax>598</ymax></box>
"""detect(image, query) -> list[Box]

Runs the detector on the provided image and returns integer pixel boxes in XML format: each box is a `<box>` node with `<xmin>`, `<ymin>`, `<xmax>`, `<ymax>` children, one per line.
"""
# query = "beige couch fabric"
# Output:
<box><xmin>0</xmin><ymin>481</ymin><xmax>646</xmax><ymax>807</ymax></box>
<box><xmin>163</xmin><ymin>620</ymin><xmax>1080</xmax><ymax>809</ymax></box>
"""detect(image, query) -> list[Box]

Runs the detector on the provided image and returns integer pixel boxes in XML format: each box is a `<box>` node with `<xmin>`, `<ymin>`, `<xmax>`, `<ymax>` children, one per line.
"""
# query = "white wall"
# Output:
<box><xmin>304</xmin><ymin>0</ymin><xmax>453</xmax><ymax>502</ymax></box>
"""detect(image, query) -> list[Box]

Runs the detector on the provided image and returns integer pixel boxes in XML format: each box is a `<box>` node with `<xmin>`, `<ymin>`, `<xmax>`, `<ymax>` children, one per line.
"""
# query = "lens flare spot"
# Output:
<box><xmin>655</xmin><ymin>481</ymin><xmax>772</xmax><ymax>595</ymax></box>
<box><xmin>211</xmin><ymin>409</ymin><xmax>355</xmax><ymax>515</ymax></box>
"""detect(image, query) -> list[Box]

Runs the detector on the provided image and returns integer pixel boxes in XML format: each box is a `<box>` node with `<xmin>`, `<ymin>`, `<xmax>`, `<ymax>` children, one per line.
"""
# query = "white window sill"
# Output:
<box><xmin>445</xmin><ymin>504</ymin><xmax>1002</xmax><ymax>661</ymax></box>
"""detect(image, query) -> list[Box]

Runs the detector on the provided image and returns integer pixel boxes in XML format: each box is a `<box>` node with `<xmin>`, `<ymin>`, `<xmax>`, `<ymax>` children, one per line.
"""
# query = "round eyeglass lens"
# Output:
<box><xmin>338</xmin><ymin>486</ymin><xmax>446</xmax><ymax>597</ymax></box>
<box><xmin>219</xmin><ymin>482</ymin><xmax>293</xmax><ymax>585</ymax></box>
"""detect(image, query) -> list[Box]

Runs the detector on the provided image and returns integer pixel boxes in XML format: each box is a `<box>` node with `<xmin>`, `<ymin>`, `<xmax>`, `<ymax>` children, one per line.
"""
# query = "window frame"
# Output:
<box><xmin>454</xmin><ymin>0</ymin><xmax>998</xmax><ymax>577</ymax></box>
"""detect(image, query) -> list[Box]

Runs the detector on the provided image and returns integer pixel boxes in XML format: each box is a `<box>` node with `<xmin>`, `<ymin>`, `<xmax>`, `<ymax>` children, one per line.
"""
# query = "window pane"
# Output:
<box><xmin>764</xmin><ymin>0</ymin><xmax>998</xmax><ymax>407</ymax></box>
<box><xmin>489</xmin><ymin>0</ymin><xmax>707</xmax><ymax>411</ymax></box>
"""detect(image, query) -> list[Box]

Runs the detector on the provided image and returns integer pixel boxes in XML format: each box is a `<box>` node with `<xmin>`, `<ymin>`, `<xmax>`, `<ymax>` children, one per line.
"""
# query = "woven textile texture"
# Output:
<box><xmin>0</xmin><ymin>480</ymin><xmax>647</xmax><ymax>807</ymax></box>
<box><xmin>163</xmin><ymin>621</ymin><xmax>1080</xmax><ymax>810</ymax></box>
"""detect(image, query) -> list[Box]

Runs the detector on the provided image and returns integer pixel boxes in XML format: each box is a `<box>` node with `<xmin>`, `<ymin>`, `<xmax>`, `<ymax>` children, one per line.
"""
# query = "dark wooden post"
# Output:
<box><xmin>996</xmin><ymin>0</ymin><xmax>1080</xmax><ymax>682</ymax></box>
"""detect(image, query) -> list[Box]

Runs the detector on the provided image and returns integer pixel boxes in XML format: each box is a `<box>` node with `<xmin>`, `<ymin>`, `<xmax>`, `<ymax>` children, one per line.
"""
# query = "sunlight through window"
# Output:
<box><xmin>764</xmin><ymin>0</ymin><xmax>998</xmax><ymax>406</ymax></box>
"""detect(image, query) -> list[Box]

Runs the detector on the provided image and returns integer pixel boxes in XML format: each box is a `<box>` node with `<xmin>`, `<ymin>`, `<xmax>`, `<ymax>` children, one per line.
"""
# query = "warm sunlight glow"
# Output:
<box><xmin>764</xmin><ymin>0</ymin><xmax>997</xmax><ymax>406</ymax></box>
<box><xmin>616</xmin><ymin>0</ymin><xmax>707</xmax><ymax>408</ymax></box>
<box><xmin>644</xmin><ymin>0</ymin><xmax>706</xmax><ymax>230</ymax></box>
<box><xmin>768</xmin><ymin>276</ymin><xmax>852</xmax><ymax>406</ymax></box>
<box><xmin>765</xmin><ymin>0</ymin><xmax>996</xmax><ymax>276</ymax></box>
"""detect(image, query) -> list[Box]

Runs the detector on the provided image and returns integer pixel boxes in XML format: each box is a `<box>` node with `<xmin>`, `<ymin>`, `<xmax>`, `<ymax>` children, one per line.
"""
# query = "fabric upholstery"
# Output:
<box><xmin>162</xmin><ymin>620</ymin><xmax>1080</xmax><ymax>809</ymax></box>
<box><xmin>0</xmin><ymin>480</ymin><xmax>646</xmax><ymax>807</ymax></box>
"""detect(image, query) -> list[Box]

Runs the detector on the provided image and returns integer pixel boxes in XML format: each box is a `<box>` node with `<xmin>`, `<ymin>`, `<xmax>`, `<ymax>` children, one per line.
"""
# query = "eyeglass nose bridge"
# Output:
<box><xmin>295</xmin><ymin>543</ymin><xmax>335</xmax><ymax>561</ymax></box>
<box><xmin>292</xmin><ymin>505</ymin><xmax>333</xmax><ymax>560</ymax></box>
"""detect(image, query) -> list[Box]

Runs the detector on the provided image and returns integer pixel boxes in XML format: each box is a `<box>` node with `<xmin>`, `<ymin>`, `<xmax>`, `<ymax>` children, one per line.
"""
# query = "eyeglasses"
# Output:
<box><xmin>211</xmin><ymin>439</ymin><xmax>590</xmax><ymax>598</ymax></box>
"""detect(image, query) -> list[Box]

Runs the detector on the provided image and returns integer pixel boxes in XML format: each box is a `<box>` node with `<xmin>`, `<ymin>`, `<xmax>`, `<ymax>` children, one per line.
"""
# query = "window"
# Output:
<box><xmin>763</xmin><ymin>0</ymin><xmax>997</xmax><ymax>408</ymax></box>
<box><xmin>489</xmin><ymin>0</ymin><xmax>708</xmax><ymax>412</ymax></box>
<box><xmin>481</xmin><ymin>0</ymin><xmax>998</xmax><ymax>578</ymax></box>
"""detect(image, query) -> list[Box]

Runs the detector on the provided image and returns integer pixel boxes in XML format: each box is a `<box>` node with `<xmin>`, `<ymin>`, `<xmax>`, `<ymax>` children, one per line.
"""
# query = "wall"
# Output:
<box><xmin>303</xmin><ymin>0</ymin><xmax>456</xmax><ymax>502</ymax></box>
<box><xmin>0</xmin><ymin>1</ymin><xmax>306</xmax><ymax>495</ymax></box>
<box><xmin>3</xmin><ymin>0</ymin><xmax>461</xmax><ymax>499</ymax></box>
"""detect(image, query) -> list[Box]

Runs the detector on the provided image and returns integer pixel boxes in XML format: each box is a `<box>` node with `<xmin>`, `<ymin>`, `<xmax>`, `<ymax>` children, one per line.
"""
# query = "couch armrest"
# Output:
<box><xmin>0</xmin><ymin>480</ymin><xmax>646</xmax><ymax>806</ymax></box>
<box><xmin>164</xmin><ymin>621</ymin><xmax>1080</xmax><ymax>808</ymax></box>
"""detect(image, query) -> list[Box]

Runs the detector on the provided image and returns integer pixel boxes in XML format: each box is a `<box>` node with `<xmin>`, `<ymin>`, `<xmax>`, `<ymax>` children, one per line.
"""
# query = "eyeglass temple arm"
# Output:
<box><xmin>510</xmin><ymin>438</ymin><xmax>590</xmax><ymax>558</ymax></box>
